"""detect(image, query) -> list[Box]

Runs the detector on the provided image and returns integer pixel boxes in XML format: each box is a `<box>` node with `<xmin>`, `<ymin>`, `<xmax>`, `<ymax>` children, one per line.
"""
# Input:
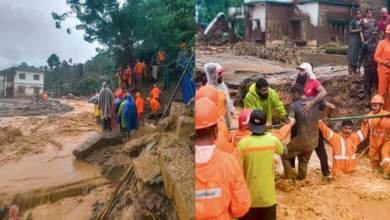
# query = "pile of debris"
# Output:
<box><xmin>90</xmin><ymin>101</ymin><xmax>195</xmax><ymax>220</ymax></box>
<box><xmin>0</xmin><ymin>98</ymin><xmax>74</xmax><ymax>117</ymax></box>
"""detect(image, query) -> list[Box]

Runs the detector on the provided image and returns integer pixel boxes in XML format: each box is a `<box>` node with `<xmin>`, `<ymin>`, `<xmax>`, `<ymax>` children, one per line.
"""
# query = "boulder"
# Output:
<box><xmin>72</xmin><ymin>131</ymin><xmax>123</xmax><ymax>159</ymax></box>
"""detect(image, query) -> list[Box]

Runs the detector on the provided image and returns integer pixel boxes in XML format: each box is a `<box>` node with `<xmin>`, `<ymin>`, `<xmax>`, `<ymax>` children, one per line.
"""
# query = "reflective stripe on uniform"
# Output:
<box><xmin>326</xmin><ymin>131</ymin><xmax>334</xmax><ymax>141</ymax></box>
<box><xmin>231</xmin><ymin>131</ymin><xmax>236</xmax><ymax>144</ymax></box>
<box><xmin>357</xmin><ymin>130</ymin><xmax>364</xmax><ymax>141</ymax></box>
<box><xmin>333</xmin><ymin>138</ymin><xmax>357</xmax><ymax>160</ymax></box>
<box><xmin>341</xmin><ymin>138</ymin><xmax>345</xmax><ymax>157</ymax></box>
<box><xmin>382</xmin><ymin>158</ymin><xmax>390</xmax><ymax>163</ymax></box>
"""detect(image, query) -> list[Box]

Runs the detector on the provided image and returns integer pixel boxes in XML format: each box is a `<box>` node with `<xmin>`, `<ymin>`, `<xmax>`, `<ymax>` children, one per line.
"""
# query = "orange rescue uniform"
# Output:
<box><xmin>368</xmin><ymin>109</ymin><xmax>390</xmax><ymax>167</ymax></box>
<box><xmin>374</xmin><ymin>39</ymin><xmax>390</xmax><ymax>111</ymax></box>
<box><xmin>319</xmin><ymin>120</ymin><xmax>368</xmax><ymax>178</ymax></box>
<box><xmin>217</xmin><ymin>90</ymin><xmax>227</xmax><ymax>118</ymax></box>
<box><xmin>149</xmin><ymin>98</ymin><xmax>161</xmax><ymax>115</ymax></box>
<box><xmin>136</xmin><ymin>95</ymin><xmax>144</xmax><ymax>118</ymax></box>
<box><xmin>195</xmin><ymin>148</ymin><xmax>251</xmax><ymax>219</ymax></box>
<box><xmin>150</xmin><ymin>87</ymin><xmax>161</xmax><ymax>99</ymax></box>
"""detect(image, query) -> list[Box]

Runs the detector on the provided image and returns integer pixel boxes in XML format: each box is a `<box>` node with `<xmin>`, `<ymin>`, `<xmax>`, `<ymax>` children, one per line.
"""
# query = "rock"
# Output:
<box><xmin>175</xmin><ymin>116</ymin><xmax>194</xmax><ymax>147</ymax></box>
<box><xmin>26</xmin><ymin>212</ymin><xmax>33</xmax><ymax>220</ymax></box>
<box><xmin>72</xmin><ymin>131</ymin><xmax>123</xmax><ymax>160</ymax></box>
<box><xmin>158</xmin><ymin>144</ymin><xmax>195</xmax><ymax>220</ymax></box>
<box><xmin>0</xmin><ymin>207</ymin><xmax>9</xmax><ymax>220</ymax></box>
<box><xmin>170</xmin><ymin>102</ymin><xmax>192</xmax><ymax>118</ymax></box>
<box><xmin>133</xmin><ymin>150</ymin><xmax>162</xmax><ymax>185</ymax></box>
<box><xmin>124</xmin><ymin>133</ymin><xmax>158</xmax><ymax>154</ymax></box>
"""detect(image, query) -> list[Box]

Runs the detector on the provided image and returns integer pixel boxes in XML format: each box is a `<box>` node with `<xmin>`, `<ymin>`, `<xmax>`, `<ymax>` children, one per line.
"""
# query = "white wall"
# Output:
<box><xmin>14</xmin><ymin>71</ymin><xmax>44</xmax><ymax>85</ymax></box>
<box><xmin>296</xmin><ymin>2</ymin><xmax>319</xmax><ymax>27</ymax></box>
<box><xmin>252</xmin><ymin>4</ymin><xmax>266</xmax><ymax>32</ymax></box>
<box><xmin>14</xmin><ymin>83</ymin><xmax>43</xmax><ymax>95</ymax></box>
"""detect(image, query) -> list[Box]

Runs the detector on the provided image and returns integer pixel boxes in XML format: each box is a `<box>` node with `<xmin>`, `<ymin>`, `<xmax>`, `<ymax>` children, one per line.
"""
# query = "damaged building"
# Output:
<box><xmin>243</xmin><ymin>0</ymin><xmax>388</xmax><ymax>47</ymax></box>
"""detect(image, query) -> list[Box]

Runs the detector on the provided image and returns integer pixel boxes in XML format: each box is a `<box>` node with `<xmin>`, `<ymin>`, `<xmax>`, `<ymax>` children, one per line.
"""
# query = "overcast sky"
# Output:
<box><xmin>0</xmin><ymin>0</ymin><xmax>101</xmax><ymax>70</ymax></box>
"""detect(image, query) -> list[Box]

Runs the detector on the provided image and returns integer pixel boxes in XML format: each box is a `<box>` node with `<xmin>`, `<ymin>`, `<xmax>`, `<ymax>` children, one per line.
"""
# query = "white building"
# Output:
<box><xmin>0</xmin><ymin>66</ymin><xmax>46</xmax><ymax>97</ymax></box>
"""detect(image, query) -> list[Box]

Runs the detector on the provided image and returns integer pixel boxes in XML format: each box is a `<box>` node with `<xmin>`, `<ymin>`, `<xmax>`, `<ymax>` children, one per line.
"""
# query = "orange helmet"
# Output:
<box><xmin>239</xmin><ymin>109</ymin><xmax>254</xmax><ymax>130</ymax></box>
<box><xmin>195</xmin><ymin>85</ymin><xmax>219</xmax><ymax>104</ymax></box>
<box><xmin>386</xmin><ymin>25</ymin><xmax>390</xmax><ymax>34</ymax></box>
<box><xmin>371</xmin><ymin>95</ymin><xmax>384</xmax><ymax>105</ymax></box>
<box><xmin>195</xmin><ymin>98</ymin><xmax>219</xmax><ymax>130</ymax></box>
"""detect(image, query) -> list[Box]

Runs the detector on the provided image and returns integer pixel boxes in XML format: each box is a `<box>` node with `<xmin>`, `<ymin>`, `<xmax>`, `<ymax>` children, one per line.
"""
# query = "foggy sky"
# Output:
<box><xmin>0</xmin><ymin>0</ymin><xmax>100</xmax><ymax>70</ymax></box>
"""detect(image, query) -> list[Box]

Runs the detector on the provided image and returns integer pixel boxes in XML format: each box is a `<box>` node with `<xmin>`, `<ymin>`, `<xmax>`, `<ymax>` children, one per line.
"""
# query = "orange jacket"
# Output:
<box><xmin>135</xmin><ymin>63</ymin><xmax>146</xmax><ymax>76</ymax></box>
<box><xmin>215</xmin><ymin>134</ymin><xmax>242</xmax><ymax>165</ymax></box>
<box><xmin>368</xmin><ymin>109</ymin><xmax>390</xmax><ymax>160</ymax></box>
<box><xmin>150</xmin><ymin>87</ymin><xmax>161</xmax><ymax>99</ymax></box>
<box><xmin>319</xmin><ymin>120</ymin><xmax>368</xmax><ymax>177</ymax></box>
<box><xmin>158</xmin><ymin>53</ymin><xmax>165</xmax><ymax>62</ymax></box>
<box><xmin>218</xmin><ymin>119</ymin><xmax>230</xmax><ymax>141</ymax></box>
<box><xmin>196</xmin><ymin>149</ymin><xmax>251</xmax><ymax>219</ymax></box>
<box><xmin>230</xmin><ymin>124</ymin><xmax>292</xmax><ymax>148</ymax></box>
<box><xmin>136</xmin><ymin>97</ymin><xmax>144</xmax><ymax>113</ymax></box>
<box><xmin>149</xmin><ymin>98</ymin><xmax>161</xmax><ymax>114</ymax></box>
<box><xmin>217</xmin><ymin>90</ymin><xmax>227</xmax><ymax>117</ymax></box>
<box><xmin>374</xmin><ymin>39</ymin><xmax>390</xmax><ymax>74</ymax></box>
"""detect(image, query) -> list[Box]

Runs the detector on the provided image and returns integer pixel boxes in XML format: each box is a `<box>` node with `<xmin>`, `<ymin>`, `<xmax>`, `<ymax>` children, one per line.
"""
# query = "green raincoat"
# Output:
<box><xmin>244</xmin><ymin>83</ymin><xmax>287</xmax><ymax>125</ymax></box>
<box><xmin>118</xmin><ymin>100</ymin><xmax>127</xmax><ymax>128</ymax></box>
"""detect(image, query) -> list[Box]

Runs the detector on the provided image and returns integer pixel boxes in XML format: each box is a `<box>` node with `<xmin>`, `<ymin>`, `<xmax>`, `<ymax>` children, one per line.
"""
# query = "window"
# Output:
<box><xmin>34</xmin><ymin>74</ymin><xmax>39</xmax><ymax>80</ymax></box>
<box><xmin>19</xmin><ymin>73</ymin><xmax>26</xmax><ymax>80</ymax></box>
<box><xmin>18</xmin><ymin>87</ymin><xmax>25</xmax><ymax>94</ymax></box>
<box><xmin>34</xmin><ymin>88</ymin><xmax>40</xmax><ymax>94</ymax></box>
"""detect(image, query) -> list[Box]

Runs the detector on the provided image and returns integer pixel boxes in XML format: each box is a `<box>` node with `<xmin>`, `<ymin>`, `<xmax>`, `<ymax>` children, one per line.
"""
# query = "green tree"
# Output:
<box><xmin>47</xmin><ymin>54</ymin><xmax>60</xmax><ymax>70</ymax></box>
<box><xmin>20</xmin><ymin>62</ymin><xmax>28</xmax><ymax>67</ymax></box>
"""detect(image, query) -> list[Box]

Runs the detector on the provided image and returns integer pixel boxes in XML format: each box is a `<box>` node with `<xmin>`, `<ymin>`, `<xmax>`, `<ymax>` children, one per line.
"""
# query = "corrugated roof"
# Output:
<box><xmin>0</xmin><ymin>66</ymin><xmax>46</xmax><ymax>74</ymax></box>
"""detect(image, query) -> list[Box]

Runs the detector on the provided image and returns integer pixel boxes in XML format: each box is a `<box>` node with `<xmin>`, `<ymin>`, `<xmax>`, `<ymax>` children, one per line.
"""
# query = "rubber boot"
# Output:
<box><xmin>282</xmin><ymin>158</ymin><xmax>296</xmax><ymax>184</ymax></box>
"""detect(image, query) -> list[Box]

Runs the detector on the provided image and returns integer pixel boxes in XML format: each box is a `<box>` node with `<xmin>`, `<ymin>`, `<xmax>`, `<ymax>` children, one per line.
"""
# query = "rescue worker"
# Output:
<box><xmin>43</xmin><ymin>93</ymin><xmax>48</xmax><ymax>103</ymax></box>
<box><xmin>244</xmin><ymin>78</ymin><xmax>290</xmax><ymax>131</ymax></box>
<box><xmin>116</xmin><ymin>69</ymin><xmax>122</xmax><ymax>89</ymax></box>
<box><xmin>357</xmin><ymin>28</ymin><xmax>379</xmax><ymax>110</ymax></box>
<box><xmin>135</xmin><ymin>92</ymin><xmax>145</xmax><ymax>126</ymax></box>
<box><xmin>195</xmin><ymin>97</ymin><xmax>251</xmax><ymax>219</ymax></box>
<box><xmin>158</xmin><ymin>51</ymin><xmax>165</xmax><ymax>64</ymax></box>
<box><xmin>118</xmin><ymin>94</ymin><xmax>127</xmax><ymax>135</ymax></box>
<box><xmin>374</xmin><ymin>25</ymin><xmax>390</xmax><ymax>111</ymax></box>
<box><xmin>380</xmin><ymin>117</ymin><xmax>390</xmax><ymax>179</ymax></box>
<box><xmin>319</xmin><ymin>118</ymin><xmax>368</xmax><ymax>178</ymax></box>
<box><xmin>98</xmin><ymin>82</ymin><xmax>115</xmax><ymax>131</ymax></box>
<box><xmin>126</xmin><ymin>65</ymin><xmax>133</xmax><ymax>86</ymax></box>
<box><xmin>150</xmin><ymin>84</ymin><xmax>161</xmax><ymax>100</ymax></box>
<box><xmin>204</xmin><ymin>62</ymin><xmax>233</xmax><ymax>127</ymax></box>
<box><xmin>123</xmin><ymin>94</ymin><xmax>139</xmax><ymax>141</ymax></box>
<box><xmin>282</xmin><ymin>84</ymin><xmax>327</xmax><ymax>182</ymax></box>
<box><xmin>290</xmin><ymin>63</ymin><xmax>331</xmax><ymax>178</ymax></box>
<box><xmin>230</xmin><ymin>109</ymin><xmax>295</xmax><ymax>148</ymax></box>
<box><xmin>367</xmin><ymin>95</ymin><xmax>390</xmax><ymax>172</ymax></box>
<box><xmin>147</xmin><ymin>97</ymin><xmax>161</xmax><ymax>124</ymax></box>
<box><xmin>237</xmin><ymin>110</ymin><xmax>287</xmax><ymax>220</ymax></box>
<box><xmin>195</xmin><ymin>85</ymin><xmax>241</xmax><ymax>163</ymax></box>
<box><xmin>115</xmin><ymin>94</ymin><xmax>124</xmax><ymax>129</ymax></box>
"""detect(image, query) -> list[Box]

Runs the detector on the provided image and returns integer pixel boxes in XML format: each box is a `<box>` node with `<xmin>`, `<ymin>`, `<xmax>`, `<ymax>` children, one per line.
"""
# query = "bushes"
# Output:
<box><xmin>324</xmin><ymin>45</ymin><xmax>348</xmax><ymax>55</ymax></box>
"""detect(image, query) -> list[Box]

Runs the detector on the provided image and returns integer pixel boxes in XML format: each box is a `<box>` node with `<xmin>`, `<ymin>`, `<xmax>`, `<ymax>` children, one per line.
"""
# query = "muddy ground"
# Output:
<box><xmin>0</xmin><ymin>79</ymin><xmax>193</xmax><ymax>220</ymax></box>
<box><xmin>196</xmin><ymin>46</ymin><xmax>390</xmax><ymax>220</ymax></box>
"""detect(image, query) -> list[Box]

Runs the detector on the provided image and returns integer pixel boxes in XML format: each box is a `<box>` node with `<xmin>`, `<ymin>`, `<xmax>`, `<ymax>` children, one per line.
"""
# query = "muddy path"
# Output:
<box><xmin>0</xmin><ymin>100</ymin><xmax>112</xmax><ymax>219</ymax></box>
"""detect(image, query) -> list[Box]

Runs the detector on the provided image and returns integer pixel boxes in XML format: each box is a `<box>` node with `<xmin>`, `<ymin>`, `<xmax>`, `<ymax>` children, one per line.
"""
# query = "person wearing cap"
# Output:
<box><xmin>357</xmin><ymin>28</ymin><xmax>379</xmax><ymax>110</ymax></box>
<box><xmin>195</xmin><ymin>97</ymin><xmax>251</xmax><ymax>219</ymax></box>
<box><xmin>147</xmin><ymin>97</ymin><xmax>161</xmax><ymax>123</ymax></box>
<box><xmin>196</xmin><ymin>85</ymin><xmax>241</xmax><ymax>163</ymax></box>
<box><xmin>282</xmin><ymin>83</ymin><xmax>332</xmax><ymax>182</ymax></box>
<box><xmin>150</xmin><ymin>84</ymin><xmax>161</xmax><ymax>100</ymax></box>
<box><xmin>204</xmin><ymin>62</ymin><xmax>233</xmax><ymax>127</ymax></box>
<box><xmin>237</xmin><ymin>109</ymin><xmax>287</xmax><ymax>220</ymax></box>
<box><xmin>378</xmin><ymin>8</ymin><xmax>390</xmax><ymax>40</ymax></box>
<box><xmin>291</xmin><ymin>62</ymin><xmax>331</xmax><ymax>178</ymax></box>
<box><xmin>374</xmin><ymin>25</ymin><xmax>390</xmax><ymax>111</ymax></box>
<box><xmin>366</xmin><ymin>95</ymin><xmax>390</xmax><ymax>172</ymax></box>
<box><xmin>230</xmin><ymin>109</ymin><xmax>295</xmax><ymax>148</ymax></box>
<box><xmin>135</xmin><ymin>92</ymin><xmax>145</xmax><ymax>126</ymax></box>
<box><xmin>244</xmin><ymin>78</ymin><xmax>290</xmax><ymax>131</ymax></box>
<box><xmin>318</xmin><ymin>117</ymin><xmax>368</xmax><ymax>179</ymax></box>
